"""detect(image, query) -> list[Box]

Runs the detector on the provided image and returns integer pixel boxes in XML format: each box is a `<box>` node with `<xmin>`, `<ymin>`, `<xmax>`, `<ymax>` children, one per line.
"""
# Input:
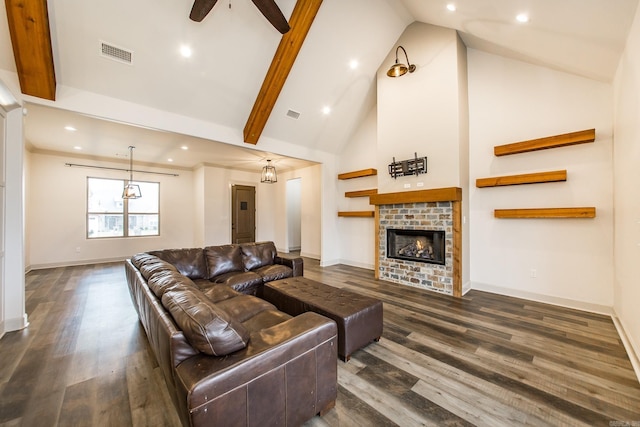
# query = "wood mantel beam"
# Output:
<box><xmin>5</xmin><ymin>0</ymin><xmax>56</xmax><ymax>100</ymax></box>
<box><xmin>243</xmin><ymin>0</ymin><xmax>322</xmax><ymax>144</ymax></box>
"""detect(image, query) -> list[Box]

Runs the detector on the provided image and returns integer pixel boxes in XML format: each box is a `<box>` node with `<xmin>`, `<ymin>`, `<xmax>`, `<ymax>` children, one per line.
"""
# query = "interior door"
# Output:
<box><xmin>231</xmin><ymin>185</ymin><xmax>256</xmax><ymax>244</ymax></box>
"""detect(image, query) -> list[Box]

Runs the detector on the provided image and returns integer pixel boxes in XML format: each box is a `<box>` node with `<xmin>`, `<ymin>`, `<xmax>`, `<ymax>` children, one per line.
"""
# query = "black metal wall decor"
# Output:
<box><xmin>388</xmin><ymin>153</ymin><xmax>427</xmax><ymax>179</ymax></box>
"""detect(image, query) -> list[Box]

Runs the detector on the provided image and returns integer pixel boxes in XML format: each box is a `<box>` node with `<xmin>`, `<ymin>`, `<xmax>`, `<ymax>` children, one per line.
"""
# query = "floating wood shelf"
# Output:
<box><xmin>370</xmin><ymin>187</ymin><xmax>462</xmax><ymax>205</ymax></box>
<box><xmin>338</xmin><ymin>211</ymin><xmax>375</xmax><ymax>218</ymax></box>
<box><xmin>338</xmin><ymin>168</ymin><xmax>377</xmax><ymax>180</ymax></box>
<box><xmin>345</xmin><ymin>189</ymin><xmax>377</xmax><ymax>198</ymax></box>
<box><xmin>494</xmin><ymin>207</ymin><xmax>596</xmax><ymax>219</ymax></box>
<box><xmin>494</xmin><ymin>129</ymin><xmax>595</xmax><ymax>157</ymax></box>
<box><xmin>476</xmin><ymin>170</ymin><xmax>567</xmax><ymax>188</ymax></box>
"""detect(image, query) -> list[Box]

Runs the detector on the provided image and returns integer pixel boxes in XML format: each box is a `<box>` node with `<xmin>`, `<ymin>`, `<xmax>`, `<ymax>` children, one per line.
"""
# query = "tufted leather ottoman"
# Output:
<box><xmin>264</xmin><ymin>277</ymin><xmax>383</xmax><ymax>361</ymax></box>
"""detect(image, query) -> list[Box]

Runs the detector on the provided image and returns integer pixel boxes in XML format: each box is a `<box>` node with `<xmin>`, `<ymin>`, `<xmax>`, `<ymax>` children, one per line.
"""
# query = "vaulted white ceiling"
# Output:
<box><xmin>1</xmin><ymin>0</ymin><xmax>637</xmax><ymax>169</ymax></box>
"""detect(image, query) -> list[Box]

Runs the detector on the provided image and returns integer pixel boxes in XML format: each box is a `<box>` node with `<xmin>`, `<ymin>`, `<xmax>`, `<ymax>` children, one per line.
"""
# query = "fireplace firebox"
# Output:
<box><xmin>386</xmin><ymin>228</ymin><xmax>445</xmax><ymax>265</ymax></box>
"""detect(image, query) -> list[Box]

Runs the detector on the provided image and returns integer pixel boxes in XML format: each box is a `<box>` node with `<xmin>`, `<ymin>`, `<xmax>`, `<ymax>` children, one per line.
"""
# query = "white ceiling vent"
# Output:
<box><xmin>100</xmin><ymin>41</ymin><xmax>133</xmax><ymax>65</ymax></box>
<box><xmin>286</xmin><ymin>109</ymin><xmax>300</xmax><ymax>119</ymax></box>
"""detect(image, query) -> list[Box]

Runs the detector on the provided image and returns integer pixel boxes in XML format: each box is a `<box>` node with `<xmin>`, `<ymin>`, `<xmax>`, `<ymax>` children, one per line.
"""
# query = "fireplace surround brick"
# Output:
<box><xmin>378</xmin><ymin>202</ymin><xmax>454</xmax><ymax>295</ymax></box>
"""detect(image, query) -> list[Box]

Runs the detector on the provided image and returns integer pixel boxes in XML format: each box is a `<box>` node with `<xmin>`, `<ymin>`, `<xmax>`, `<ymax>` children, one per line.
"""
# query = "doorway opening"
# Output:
<box><xmin>286</xmin><ymin>178</ymin><xmax>301</xmax><ymax>252</ymax></box>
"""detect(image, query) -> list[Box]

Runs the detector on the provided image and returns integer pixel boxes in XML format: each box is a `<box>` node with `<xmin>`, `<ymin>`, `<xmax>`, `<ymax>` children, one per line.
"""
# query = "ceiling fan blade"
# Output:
<box><xmin>190</xmin><ymin>0</ymin><xmax>219</xmax><ymax>22</ymax></box>
<box><xmin>251</xmin><ymin>0</ymin><xmax>291</xmax><ymax>34</ymax></box>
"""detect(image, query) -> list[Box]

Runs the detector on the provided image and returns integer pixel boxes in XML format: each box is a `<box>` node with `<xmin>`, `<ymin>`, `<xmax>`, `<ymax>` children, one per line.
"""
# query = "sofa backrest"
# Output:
<box><xmin>144</xmin><ymin>241</ymin><xmax>282</xmax><ymax>282</ymax></box>
<box><xmin>148</xmin><ymin>248</ymin><xmax>208</xmax><ymax>280</ymax></box>
<box><xmin>203</xmin><ymin>244</ymin><xmax>244</xmax><ymax>278</ymax></box>
<box><xmin>240</xmin><ymin>241</ymin><xmax>277</xmax><ymax>271</ymax></box>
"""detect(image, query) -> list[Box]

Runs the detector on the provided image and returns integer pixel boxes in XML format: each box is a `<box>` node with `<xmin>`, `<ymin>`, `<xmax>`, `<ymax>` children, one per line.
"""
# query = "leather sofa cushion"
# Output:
<box><xmin>148</xmin><ymin>248</ymin><xmax>208</xmax><ymax>280</ymax></box>
<box><xmin>241</xmin><ymin>309</ymin><xmax>292</xmax><ymax>332</ymax></box>
<box><xmin>201</xmin><ymin>284</ymin><xmax>240</xmax><ymax>303</ymax></box>
<box><xmin>241</xmin><ymin>242</ymin><xmax>277</xmax><ymax>271</ymax></box>
<box><xmin>212</xmin><ymin>271</ymin><xmax>263</xmax><ymax>295</ymax></box>
<box><xmin>205</xmin><ymin>245</ymin><xmax>244</xmax><ymax>278</ymax></box>
<box><xmin>132</xmin><ymin>253</ymin><xmax>178</xmax><ymax>280</ymax></box>
<box><xmin>254</xmin><ymin>264</ymin><xmax>293</xmax><ymax>282</ymax></box>
<box><xmin>215</xmin><ymin>295</ymin><xmax>277</xmax><ymax>323</ymax></box>
<box><xmin>148</xmin><ymin>269</ymin><xmax>198</xmax><ymax>298</ymax></box>
<box><xmin>162</xmin><ymin>287</ymin><xmax>250</xmax><ymax>356</ymax></box>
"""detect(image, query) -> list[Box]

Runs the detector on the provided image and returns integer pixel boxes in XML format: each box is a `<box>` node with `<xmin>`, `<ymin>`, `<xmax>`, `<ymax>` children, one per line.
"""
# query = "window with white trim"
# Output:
<box><xmin>87</xmin><ymin>177</ymin><xmax>159</xmax><ymax>238</ymax></box>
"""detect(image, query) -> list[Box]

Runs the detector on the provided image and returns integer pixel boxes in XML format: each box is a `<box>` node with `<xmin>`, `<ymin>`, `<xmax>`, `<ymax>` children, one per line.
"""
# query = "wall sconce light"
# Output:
<box><xmin>122</xmin><ymin>146</ymin><xmax>142</xmax><ymax>199</ymax></box>
<box><xmin>386</xmin><ymin>45</ymin><xmax>416</xmax><ymax>78</ymax></box>
<box><xmin>260</xmin><ymin>159</ymin><xmax>278</xmax><ymax>184</ymax></box>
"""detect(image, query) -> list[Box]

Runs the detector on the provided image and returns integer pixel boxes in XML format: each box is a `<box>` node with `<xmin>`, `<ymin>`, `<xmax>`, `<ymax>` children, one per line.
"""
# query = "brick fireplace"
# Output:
<box><xmin>370</xmin><ymin>188</ymin><xmax>462</xmax><ymax>297</ymax></box>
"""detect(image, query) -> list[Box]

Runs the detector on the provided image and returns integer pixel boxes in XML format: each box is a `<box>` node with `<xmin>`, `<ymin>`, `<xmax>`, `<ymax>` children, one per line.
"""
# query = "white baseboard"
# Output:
<box><xmin>27</xmin><ymin>257</ymin><xmax>128</xmax><ymax>271</ymax></box>
<box><xmin>462</xmin><ymin>280</ymin><xmax>472</xmax><ymax>296</ymax></box>
<box><xmin>612</xmin><ymin>311</ymin><xmax>640</xmax><ymax>384</ymax></box>
<box><xmin>471</xmin><ymin>281</ymin><xmax>613</xmax><ymax>315</ymax></box>
<box><xmin>302</xmin><ymin>252</ymin><xmax>321</xmax><ymax>261</ymax></box>
<box><xmin>319</xmin><ymin>257</ymin><xmax>339</xmax><ymax>267</ymax></box>
<box><xmin>3</xmin><ymin>313</ymin><xmax>28</xmax><ymax>334</ymax></box>
<box><xmin>336</xmin><ymin>259</ymin><xmax>374</xmax><ymax>270</ymax></box>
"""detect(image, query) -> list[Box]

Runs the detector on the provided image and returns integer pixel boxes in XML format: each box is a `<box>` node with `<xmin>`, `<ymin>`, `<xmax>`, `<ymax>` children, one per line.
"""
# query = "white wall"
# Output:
<box><xmin>200</xmin><ymin>166</ymin><xmax>265</xmax><ymax>246</ymax></box>
<box><xmin>27</xmin><ymin>152</ymin><xmax>195</xmax><ymax>268</ymax></box>
<box><xmin>298</xmin><ymin>165</ymin><xmax>322</xmax><ymax>259</ymax></box>
<box><xmin>377</xmin><ymin>22</ymin><xmax>465</xmax><ymax>193</ymax></box>
<box><xmin>456</xmin><ymin>35</ymin><xmax>471</xmax><ymax>291</ymax></box>
<box><xmin>337</xmin><ymin>107</ymin><xmax>377</xmax><ymax>269</ymax></box>
<box><xmin>25</xmin><ymin>150</ymin><xmax>323</xmax><ymax>268</ymax></box>
<box><xmin>2</xmin><ymin>101</ymin><xmax>26</xmax><ymax>333</ymax></box>
<box><xmin>192</xmin><ymin>166</ymin><xmax>205</xmax><ymax>247</ymax></box>
<box><xmin>468</xmin><ymin>50</ymin><xmax>614</xmax><ymax>311</ymax></box>
<box><xmin>613</xmin><ymin>4</ymin><xmax>640</xmax><ymax>369</ymax></box>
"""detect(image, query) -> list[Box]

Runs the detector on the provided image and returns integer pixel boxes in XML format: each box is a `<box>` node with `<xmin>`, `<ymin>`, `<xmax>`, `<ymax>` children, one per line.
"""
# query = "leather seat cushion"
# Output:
<box><xmin>241</xmin><ymin>309</ymin><xmax>293</xmax><ymax>332</ymax></box>
<box><xmin>212</xmin><ymin>271</ymin><xmax>263</xmax><ymax>293</ymax></box>
<box><xmin>201</xmin><ymin>283</ymin><xmax>241</xmax><ymax>303</ymax></box>
<box><xmin>162</xmin><ymin>286</ymin><xmax>250</xmax><ymax>356</ymax></box>
<box><xmin>254</xmin><ymin>264</ymin><xmax>293</xmax><ymax>282</ymax></box>
<box><xmin>215</xmin><ymin>295</ymin><xmax>277</xmax><ymax>323</ymax></box>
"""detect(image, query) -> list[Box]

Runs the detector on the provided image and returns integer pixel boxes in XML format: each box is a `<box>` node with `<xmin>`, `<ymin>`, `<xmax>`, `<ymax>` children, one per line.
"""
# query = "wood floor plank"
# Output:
<box><xmin>337</xmin><ymin>366</ymin><xmax>439</xmax><ymax>427</ymax></box>
<box><xmin>370</xmin><ymin>337</ymin><xmax>594</xmax><ymax>427</ymax></box>
<box><xmin>1</xmin><ymin>259</ymin><xmax>638</xmax><ymax>426</ymax></box>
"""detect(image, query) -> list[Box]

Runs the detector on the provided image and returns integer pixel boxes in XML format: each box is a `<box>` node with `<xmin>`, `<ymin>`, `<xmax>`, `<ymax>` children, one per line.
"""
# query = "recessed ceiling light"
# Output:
<box><xmin>65</xmin><ymin>126</ymin><xmax>77</xmax><ymax>132</ymax></box>
<box><xmin>349</xmin><ymin>59</ymin><xmax>358</xmax><ymax>70</ymax></box>
<box><xmin>180</xmin><ymin>45</ymin><xmax>192</xmax><ymax>58</ymax></box>
<box><xmin>168</xmin><ymin>158</ymin><xmax>174</xmax><ymax>162</ymax></box>
<box><xmin>516</xmin><ymin>13</ymin><xmax>529</xmax><ymax>23</ymax></box>
<box><xmin>181</xmin><ymin>145</ymin><xmax>189</xmax><ymax>150</ymax></box>
<box><xmin>446</xmin><ymin>4</ymin><xmax>456</xmax><ymax>12</ymax></box>
<box><xmin>73</xmin><ymin>146</ymin><xmax>82</xmax><ymax>150</ymax></box>
<box><xmin>322</xmin><ymin>106</ymin><xmax>331</xmax><ymax>115</ymax></box>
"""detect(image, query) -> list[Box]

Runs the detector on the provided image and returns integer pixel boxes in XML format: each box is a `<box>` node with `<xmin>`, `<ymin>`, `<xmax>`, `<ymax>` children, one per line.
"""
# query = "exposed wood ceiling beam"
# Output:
<box><xmin>243</xmin><ymin>0</ymin><xmax>322</xmax><ymax>144</ymax></box>
<box><xmin>5</xmin><ymin>0</ymin><xmax>56</xmax><ymax>100</ymax></box>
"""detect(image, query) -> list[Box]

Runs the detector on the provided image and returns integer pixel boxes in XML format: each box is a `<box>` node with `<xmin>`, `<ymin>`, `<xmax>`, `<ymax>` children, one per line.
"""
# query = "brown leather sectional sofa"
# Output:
<box><xmin>125</xmin><ymin>242</ymin><xmax>338</xmax><ymax>427</ymax></box>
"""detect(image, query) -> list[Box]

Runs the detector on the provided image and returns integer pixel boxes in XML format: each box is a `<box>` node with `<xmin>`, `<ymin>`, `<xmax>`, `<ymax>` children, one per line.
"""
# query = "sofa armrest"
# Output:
<box><xmin>275</xmin><ymin>255</ymin><xmax>304</xmax><ymax>276</ymax></box>
<box><xmin>175</xmin><ymin>312</ymin><xmax>337</xmax><ymax>426</ymax></box>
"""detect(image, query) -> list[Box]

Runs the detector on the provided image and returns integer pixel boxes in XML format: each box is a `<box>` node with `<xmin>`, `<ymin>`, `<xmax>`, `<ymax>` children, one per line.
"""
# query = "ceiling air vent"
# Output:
<box><xmin>286</xmin><ymin>109</ymin><xmax>300</xmax><ymax>120</ymax></box>
<box><xmin>100</xmin><ymin>41</ymin><xmax>133</xmax><ymax>65</ymax></box>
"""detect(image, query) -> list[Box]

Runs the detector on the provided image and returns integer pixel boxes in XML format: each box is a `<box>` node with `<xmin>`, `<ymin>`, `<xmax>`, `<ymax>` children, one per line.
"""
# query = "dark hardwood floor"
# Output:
<box><xmin>1</xmin><ymin>259</ymin><xmax>639</xmax><ymax>426</ymax></box>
